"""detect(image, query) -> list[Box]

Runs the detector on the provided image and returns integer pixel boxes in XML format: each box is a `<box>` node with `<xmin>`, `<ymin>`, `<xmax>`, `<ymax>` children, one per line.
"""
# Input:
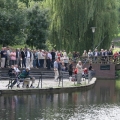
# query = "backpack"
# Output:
<box><xmin>74</xmin><ymin>68</ymin><xmax>78</xmax><ymax>74</ymax></box>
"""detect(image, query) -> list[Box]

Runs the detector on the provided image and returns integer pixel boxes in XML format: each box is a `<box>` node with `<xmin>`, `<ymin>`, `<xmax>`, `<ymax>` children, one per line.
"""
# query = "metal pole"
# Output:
<box><xmin>41</xmin><ymin>72</ymin><xmax>42</xmax><ymax>88</ymax></box>
<box><xmin>62</xmin><ymin>72</ymin><xmax>63</xmax><ymax>87</ymax></box>
<box><xmin>37</xmin><ymin>72</ymin><xmax>42</xmax><ymax>88</ymax></box>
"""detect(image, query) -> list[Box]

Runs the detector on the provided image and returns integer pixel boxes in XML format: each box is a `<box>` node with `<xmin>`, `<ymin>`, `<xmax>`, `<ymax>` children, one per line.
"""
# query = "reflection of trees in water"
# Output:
<box><xmin>0</xmin><ymin>80</ymin><xmax>116</xmax><ymax>120</ymax></box>
<box><xmin>0</xmin><ymin>92</ymin><xmax>95</xmax><ymax>119</ymax></box>
<box><xmin>100</xmin><ymin>87</ymin><xmax>110</xmax><ymax>102</ymax></box>
<box><xmin>94</xmin><ymin>80</ymin><xmax>115</xmax><ymax>103</ymax></box>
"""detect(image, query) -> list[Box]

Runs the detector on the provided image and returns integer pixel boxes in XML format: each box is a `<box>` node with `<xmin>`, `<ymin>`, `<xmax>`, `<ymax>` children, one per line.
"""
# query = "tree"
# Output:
<box><xmin>26</xmin><ymin>4</ymin><xmax>49</xmax><ymax>49</ymax></box>
<box><xmin>19</xmin><ymin>0</ymin><xmax>43</xmax><ymax>8</ymax></box>
<box><xmin>45</xmin><ymin>0</ymin><xmax>118</xmax><ymax>53</ymax></box>
<box><xmin>0</xmin><ymin>0</ymin><xmax>26</xmax><ymax>46</ymax></box>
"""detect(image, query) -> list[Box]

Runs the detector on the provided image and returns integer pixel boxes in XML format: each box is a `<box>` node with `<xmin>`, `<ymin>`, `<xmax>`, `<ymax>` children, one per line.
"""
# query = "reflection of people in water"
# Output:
<box><xmin>46</xmin><ymin>94</ymin><xmax>53</xmax><ymax>102</ymax></box>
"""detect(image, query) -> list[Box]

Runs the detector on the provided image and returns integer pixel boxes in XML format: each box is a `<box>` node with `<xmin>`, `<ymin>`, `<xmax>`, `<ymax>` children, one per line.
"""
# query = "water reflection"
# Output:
<box><xmin>0</xmin><ymin>80</ymin><xmax>119</xmax><ymax>120</ymax></box>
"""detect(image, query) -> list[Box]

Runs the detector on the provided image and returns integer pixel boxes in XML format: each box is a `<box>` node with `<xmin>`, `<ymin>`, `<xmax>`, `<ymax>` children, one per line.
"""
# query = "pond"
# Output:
<box><xmin>0</xmin><ymin>80</ymin><xmax>120</xmax><ymax>120</ymax></box>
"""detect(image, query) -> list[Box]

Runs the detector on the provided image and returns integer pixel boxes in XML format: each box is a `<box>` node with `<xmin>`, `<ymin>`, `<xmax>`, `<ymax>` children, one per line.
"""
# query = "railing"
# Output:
<box><xmin>37</xmin><ymin>71</ymin><xmax>64</xmax><ymax>88</ymax></box>
<box><xmin>37</xmin><ymin>72</ymin><xmax>42</xmax><ymax>88</ymax></box>
<box><xmin>76</xmin><ymin>55</ymin><xmax>120</xmax><ymax>64</ymax></box>
<box><xmin>7</xmin><ymin>75</ymin><xmax>16</xmax><ymax>89</ymax></box>
<box><xmin>58</xmin><ymin>71</ymin><xmax>63</xmax><ymax>87</ymax></box>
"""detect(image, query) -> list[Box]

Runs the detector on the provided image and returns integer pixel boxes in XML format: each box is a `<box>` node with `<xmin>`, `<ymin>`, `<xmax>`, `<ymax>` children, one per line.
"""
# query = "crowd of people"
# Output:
<box><xmin>0</xmin><ymin>46</ymin><xmax>118</xmax><ymax>85</ymax></box>
<box><xmin>0</xmin><ymin>46</ymin><xmax>117</xmax><ymax>69</ymax></box>
<box><xmin>0</xmin><ymin>46</ymin><xmax>70</xmax><ymax>70</ymax></box>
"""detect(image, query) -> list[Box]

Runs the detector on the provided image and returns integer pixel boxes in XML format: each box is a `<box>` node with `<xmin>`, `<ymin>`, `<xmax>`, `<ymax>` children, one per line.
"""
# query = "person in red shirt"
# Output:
<box><xmin>83</xmin><ymin>68</ymin><xmax>88</xmax><ymax>79</ymax></box>
<box><xmin>113</xmin><ymin>51</ymin><xmax>119</xmax><ymax>63</ymax></box>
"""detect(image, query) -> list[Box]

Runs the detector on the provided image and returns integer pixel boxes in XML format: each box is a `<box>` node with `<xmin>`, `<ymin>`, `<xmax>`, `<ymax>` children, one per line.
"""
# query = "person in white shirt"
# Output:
<box><xmin>93</xmin><ymin>48</ymin><xmax>99</xmax><ymax>63</ymax></box>
<box><xmin>76</xmin><ymin>61</ymin><xmax>83</xmax><ymax>84</ymax></box>
<box><xmin>88</xmin><ymin>49</ymin><xmax>93</xmax><ymax>63</ymax></box>
<box><xmin>54</xmin><ymin>59</ymin><xmax>59</xmax><ymax>81</ymax></box>
<box><xmin>25</xmin><ymin>48</ymin><xmax>31</xmax><ymax>68</ymax></box>
<box><xmin>14</xmin><ymin>64</ymin><xmax>20</xmax><ymax>79</ymax></box>
<box><xmin>46</xmin><ymin>51</ymin><xmax>52</xmax><ymax>69</ymax></box>
<box><xmin>63</xmin><ymin>55</ymin><xmax>69</xmax><ymax>71</ymax></box>
<box><xmin>30</xmin><ymin>50</ymin><xmax>34</xmax><ymax>68</ymax></box>
<box><xmin>63</xmin><ymin>50</ymin><xmax>67</xmax><ymax>57</ymax></box>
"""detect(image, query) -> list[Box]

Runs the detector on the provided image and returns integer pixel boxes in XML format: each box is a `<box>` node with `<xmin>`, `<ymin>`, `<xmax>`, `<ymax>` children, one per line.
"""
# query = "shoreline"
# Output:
<box><xmin>0</xmin><ymin>78</ymin><xmax>96</xmax><ymax>95</ymax></box>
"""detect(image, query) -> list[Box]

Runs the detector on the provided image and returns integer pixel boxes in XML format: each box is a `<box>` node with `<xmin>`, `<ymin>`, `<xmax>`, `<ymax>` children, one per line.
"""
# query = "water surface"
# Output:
<box><xmin>0</xmin><ymin>80</ymin><xmax>120</xmax><ymax>120</ymax></box>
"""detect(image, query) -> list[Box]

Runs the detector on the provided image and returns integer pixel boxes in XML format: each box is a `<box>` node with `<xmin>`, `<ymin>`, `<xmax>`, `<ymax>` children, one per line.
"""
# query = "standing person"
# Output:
<box><xmin>16</xmin><ymin>48</ymin><xmax>21</xmax><ymax>68</ymax></box>
<box><xmin>63</xmin><ymin>55</ymin><xmax>69</xmax><ymax>71</ymax></box>
<box><xmin>68</xmin><ymin>61</ymin><xmax>73</xmax><ymax>81</ymax></box>
<box><xmin>1</xmin><ymin>47</ymin><xmax>6</xmax><ymax>68</ymax></box>
<box><xmin>33</xmin><ymin>50</ymin><xmax>38</xmax><ymax>68</ymax></box>
<box><xmin>93</xmin><ymin>48</ymin><xmax>99</xmax><ymax>63</ymax></box>
<box><xmin>88</xmin><ymin>63</ymin><xmax>93</xmax><ymax>83</ymax></box>
<box><xmin>6</xmin><ymin>47</ymin><xmax>11</xmax><ymax>67</ymax></box>
<box><xmin>30</xmin><ymin>50</ymin><xmax>34</xmax><ymax>68</ymax></box>
<box><xmin>63</xmin><ymin>50</ymin><xmax>67</xmax><ymax>57</ymax></box>
<box><xmin>46</xmin><ymin>51</ymin><xmax>52</xmax><ymax>70</ymax></box>
<box><xmin>58</xmin><ymin>60</ymin><xmax>62</xmax><ymax>81</ymax></box>
<box><xmin>104</xmin><ymin>49</ymin><xmax>108</xmax><ymax>64</ymax></box>
<box><xmin>113</xmin><ymin>51</ymin><xmax>119</xmax><ymax>63</ymax></box>
<box><xmin>82</xmin><ymin>50</ymin><xmax>88</xmax><ymax>57</ymax></box>
<box><xmin>51</xmin><ymin>49</ymin><xmax>55</xmax><ymax>68</ymax></box>
<box><xmin>37</xmin><ymin>50</ymin><xmax>41</xmax><ymax>68</ymax></box>
<box><xmin>25</xmin><ymin>48</ymin><xmax>31</xmax><ymax>68</ymax></box>
<box><xmin>21</xmin><ymin>48</ymin><xmax>26</xmax><ymax>68</ymax></box>
<box><xmin>108</xmin><ymin>48</ymin><xmax>113</xmax><ymax>63</ymax></box>
<box><xmin>88</xmin><ymin>49</ymin><xmax>93</xmax><ymax>63</ymax></box>
<box><xmin>57</xmin><ymin>51</ymin><xmax>61</xmax><ymax>61</ymax></box>
<box><xmin>43</xmin><ymin>51</ymin><xmax>47</xmax><ymax>68</ymax></box>
<box><xmin>54</xmin><ymin>59</ymin><xmax>59</xmax><ymax>81</ymax></box>
<box><xmin>40</xmin><ymin>50</ymin><xmax>45</xmax><ymax>68</ymax></box>
<box><xmin>99</xmin><ymin>49</ymin><xmax>105</xmax><ymax>64</ymax></box>
<box><xmin>76</xmin><ymin>61</ymin><xmax>83</xmax><ymax>84</ymax></box>
<box><xmin>10</xmin><ymin>49</ymin><xmax>16</xmax><ymax>66</ymax></box>
<box><xmin>4</xmin><ymin>47</ymin><xmax>8</xmax><ymax>68</ymax></box>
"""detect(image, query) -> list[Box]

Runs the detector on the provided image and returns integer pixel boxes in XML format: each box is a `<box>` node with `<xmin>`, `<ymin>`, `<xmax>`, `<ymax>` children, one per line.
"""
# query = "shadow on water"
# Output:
<box><xmin>0</xmin><ymin>80</ymin><xmax>120</xmax><ymax>120</ymax></box>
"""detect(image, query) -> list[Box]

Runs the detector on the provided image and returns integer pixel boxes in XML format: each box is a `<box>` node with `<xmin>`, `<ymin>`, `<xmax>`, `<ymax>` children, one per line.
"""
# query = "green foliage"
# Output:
<box><xmin>0</xmin><ymin>0</ymin><xmax>26</xmax><ymax>46</ymax></box>
<box><xmin>45</xmin><ymin>40</ymin><xmax>55</xmax><ymax>50</ymax></box>
<box><xmin>0</xmin><ymin>0</ymin><xmax>119</xmax><ymax>51</ymax></box>
<box><xmin>46</xmin><ymin>0</ymin><xmax>118</xmax><ymax>53</ymax></box>
<box><xmin>26</xmin><ymin>4</ymin><xmax>49</xmax><ymax>49</ymax></box>
<box><xmin>19</xmin><ymin>0</ymin><xmax>43</xmax><ymax>7</ymax></box>
<box><xmin>0</xmin><ymin>0</ymin><xmax>49</xmax><ymax>49</ymax></box>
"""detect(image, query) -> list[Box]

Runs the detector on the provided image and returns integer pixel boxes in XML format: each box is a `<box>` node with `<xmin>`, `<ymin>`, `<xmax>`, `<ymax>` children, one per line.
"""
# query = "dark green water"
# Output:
<box><xmin>0</xmin><ymin>80</ymin><xmax>120</xmax><ymax>120</ymax></box>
